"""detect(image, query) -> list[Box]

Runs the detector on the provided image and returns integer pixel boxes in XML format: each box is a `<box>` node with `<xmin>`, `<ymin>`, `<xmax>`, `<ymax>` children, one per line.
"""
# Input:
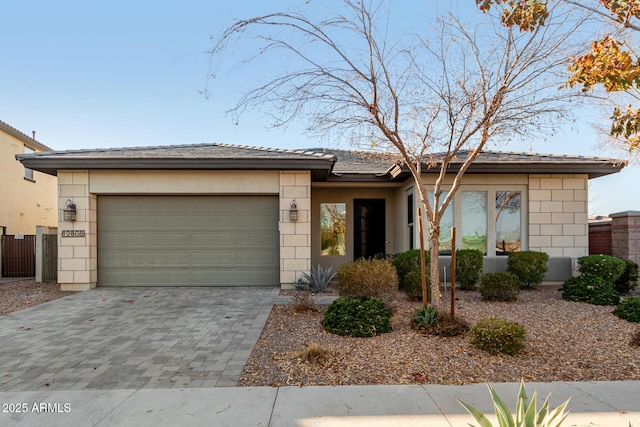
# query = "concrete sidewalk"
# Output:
<box><xmin>1</xmin><ymin>381</ymin><xmax>639</xmax><ymax>426</ymax></box>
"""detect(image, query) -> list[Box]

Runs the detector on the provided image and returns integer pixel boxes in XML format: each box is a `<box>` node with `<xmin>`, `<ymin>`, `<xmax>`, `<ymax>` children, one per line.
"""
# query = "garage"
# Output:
<box><xmin>97</xmin><ymin>195</ymin><xmax>279</xmax><ymax>287</ymax></box>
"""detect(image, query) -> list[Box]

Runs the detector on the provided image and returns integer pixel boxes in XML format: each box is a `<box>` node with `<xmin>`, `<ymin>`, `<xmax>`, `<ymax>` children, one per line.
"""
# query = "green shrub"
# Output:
<box><xmin>322</xmin><ymin>296</ymin><xmax>392</xmax><ymax>337</ymax></box>
<box><xmin>392</xmin><ymin>249</ymin><xmax>429</xmax><ymax>289</ymax></box>
<box><xmin>337</xmin><ymin>258</ymin><xmax>399</xmax><ymax>298</ymax></box>
<box><xmin>403</xmin><ymin>269</ymin><xmax>430</xmax><ymax>301</ymax></box>
<box><xmin>577</xmin><ymin>255</ymin><xmax>626</xmax><ymax>285</ymax></box>
<box><xmin>614</xmin><ymin>259</ymin><xmax>639</xmax><ymax>295</ymax></box>
<box><xmin>470</xmin><ymin>317</ymin><xmax>526</xmax><ymax>356</ymax></box>
<box><xmin>479</xmin><ymin>272</ymin><xmax>520</xmax><ymax>302</ymax></box>
<box><xmin>507</xmin><ymin>251</ymin><xmax>548</xmax><ymax>289</ymax></box>
<box><xmin>561</xmin><ymin>274</ymin><xmax>620</xmax><ymax>306</ymax></box>
<box><xmin>455</xmin><ymin>249</ymin><xmax>483</xmax><ymax>291</ymax></box>
<box><xmin>614</xmin><ymin>297</ymin><xmax>640</xmax><ymax>323</ymax></box>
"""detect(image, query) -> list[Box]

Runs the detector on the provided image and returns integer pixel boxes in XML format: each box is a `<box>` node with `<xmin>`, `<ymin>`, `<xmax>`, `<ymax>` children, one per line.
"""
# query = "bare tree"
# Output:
<box><xmin>208</xmin><ymin>0</ymin><xmax>585</xmax><ymax>308</ymax></box>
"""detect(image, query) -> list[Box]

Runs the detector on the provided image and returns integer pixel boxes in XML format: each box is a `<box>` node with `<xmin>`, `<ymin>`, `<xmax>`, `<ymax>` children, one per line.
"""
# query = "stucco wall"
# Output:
<box><xmin>311</xmin><ymin>185</ymin><xmax>398</xmax><ymax>273</ymax></box>
<box><xmin>0</xmin><ymin>131</ymin><xmax>57</xmax><ymax>234</ymax></box>
<box><xmin>56</xmin><ymin>169</ymin><xmax>311</xmax><ymax>290</ymax></box>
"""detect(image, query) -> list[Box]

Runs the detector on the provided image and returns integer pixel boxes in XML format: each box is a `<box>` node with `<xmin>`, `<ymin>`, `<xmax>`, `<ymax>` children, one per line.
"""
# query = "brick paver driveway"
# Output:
<box><xmin>0</xmin><ymin>287</ymin><xmax>284</xmax><ymax>391</ymax></box>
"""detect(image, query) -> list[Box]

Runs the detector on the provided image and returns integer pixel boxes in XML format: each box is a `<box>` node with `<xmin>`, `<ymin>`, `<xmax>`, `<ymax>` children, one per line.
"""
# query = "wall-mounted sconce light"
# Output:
<box><xmin>63</xmin><ymin>199</ymin><xmax>77</xmax><ymax>222</ymax></box>
<box><xmin>289</xmin><ymin>200</ymin><xmax>298</xmax><ymax>222</ymax></box>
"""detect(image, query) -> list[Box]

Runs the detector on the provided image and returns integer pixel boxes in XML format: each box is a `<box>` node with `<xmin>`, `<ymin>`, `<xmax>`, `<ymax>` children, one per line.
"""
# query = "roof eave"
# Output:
<box><xmin>394</xmin><ymin>162</ymin><xmax>626</xmax><ymax>179</ymax></box>
<box><xmin>16</xmin><ymin>156</ymin><xmax>336</xmax><ymax>179</ymax></box>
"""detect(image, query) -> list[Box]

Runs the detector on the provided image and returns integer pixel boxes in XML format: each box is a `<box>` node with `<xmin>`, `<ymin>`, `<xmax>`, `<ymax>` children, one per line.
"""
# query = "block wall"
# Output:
<box><xmin>57</xmin><ymin>170</ymin><xmax>97</xmax><ymax>291</ymax></box>
<box><xmin>611</xmin><ymin>211</ymin><xmax>640</xmax><ymax>264</ymax></box>
<box><xmin>279</xmin><ymin>171</ymin><xmax>311</xmax><ymax>287</ymax></box>
<box><xmin>528</xmin><ymin>174</ymin><xmax>588</xmax><ymax>268</ymax></box>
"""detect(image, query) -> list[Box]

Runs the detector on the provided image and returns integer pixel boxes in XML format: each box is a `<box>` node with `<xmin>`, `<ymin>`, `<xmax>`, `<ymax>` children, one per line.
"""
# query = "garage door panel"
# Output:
<box><xmin>98</xmin><ymin>195</ymin><xmax>279</xmax><ymax>287</ymax></box>
<box><xmin>233</xmin><ymin>233</ymin><xmax>277</xmax><ymax>247</ymax></box>
<box><xmin>189</xmin><ymin>252</ymin><xmax>235</xmax><ymax>266</ymax></box>
<box><xmin>99</xmin><ymin>252</ymin><xmax>149</xmax><ymax>268</ymax></box>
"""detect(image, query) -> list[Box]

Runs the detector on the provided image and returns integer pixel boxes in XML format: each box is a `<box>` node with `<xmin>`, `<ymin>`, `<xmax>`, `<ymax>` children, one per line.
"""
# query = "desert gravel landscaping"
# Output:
<box><xmin>239</xmin><ymin>286</ymin><xmax>640</xmax><ymax>387</ymax></box>
<box><xmin>0</xmin><ymin>279</ymin><xmax>72</xmax><ymax>316</ymax></box>
<box><xmin>4</xmin><ymin>280</ymin><xmax>639</xmax><ymax>388</ymax></box>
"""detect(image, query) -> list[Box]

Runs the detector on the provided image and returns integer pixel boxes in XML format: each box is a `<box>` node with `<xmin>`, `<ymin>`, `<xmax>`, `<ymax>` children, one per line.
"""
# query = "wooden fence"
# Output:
<box><xmin>1</xmin><ymin>234</ymin><xmax>36</xmax><ymax>277</ymax></box>
<box><xmin>42</xmin><ymin>233</ymin><xmax>58</xmax><ymax>282</ymax></box>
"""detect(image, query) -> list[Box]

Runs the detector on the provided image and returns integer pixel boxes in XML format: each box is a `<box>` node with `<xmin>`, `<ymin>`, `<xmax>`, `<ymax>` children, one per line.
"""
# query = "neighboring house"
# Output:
<box><xmin>0</xmin><ymin>120</ymin><xmax>57</xmax><ymax>235</ymax></box>
<box><xmin>17</xmin><ymin>143</ymin><xmax>625</xmax><ymax>291</ymax></box>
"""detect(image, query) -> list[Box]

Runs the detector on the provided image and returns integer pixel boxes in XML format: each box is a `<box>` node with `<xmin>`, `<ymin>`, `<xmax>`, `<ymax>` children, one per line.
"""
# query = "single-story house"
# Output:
<box><xmin>17</xmin><ymin>143</ymin><xmax>625</xmax><ymax>291</ymax></box>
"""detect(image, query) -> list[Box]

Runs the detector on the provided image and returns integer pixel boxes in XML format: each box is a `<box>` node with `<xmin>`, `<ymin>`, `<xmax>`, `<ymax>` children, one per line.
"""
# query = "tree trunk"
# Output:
<box><xmin>428</xmin><ymin>225</ymin><xmax>442</xmax><ymax>309</ymax></box>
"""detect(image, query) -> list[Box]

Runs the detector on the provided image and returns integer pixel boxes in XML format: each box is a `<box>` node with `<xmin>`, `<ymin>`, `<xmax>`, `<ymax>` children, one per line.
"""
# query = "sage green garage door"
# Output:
<box><xmin>98</xmin><ymin>195</ymin><xmax>279</xmax><ymax>286</ymax></box>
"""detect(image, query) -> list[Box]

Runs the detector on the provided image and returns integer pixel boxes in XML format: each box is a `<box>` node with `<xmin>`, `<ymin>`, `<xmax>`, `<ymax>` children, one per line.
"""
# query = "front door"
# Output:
<box><xmin>354</xmin><ymin>199</ymin><xmax>385</xmax><ymax>260</ymax></box>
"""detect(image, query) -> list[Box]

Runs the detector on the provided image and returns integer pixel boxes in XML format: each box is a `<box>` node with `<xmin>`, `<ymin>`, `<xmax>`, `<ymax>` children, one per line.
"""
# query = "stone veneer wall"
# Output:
<box><xmin>57</xmin><ymin>170</ymin><xmax>97</xmax><ymax>291</ymax></box>
<box><xmin>611</xmin><ymin>211</ymin><xmax>640</xmax><ymax>264</ymax></box>
<box><xmin>528</xmin><ymin>174</ymin><xmax>589</xmax><ymax>269</ymax></box>
<box><xmin>279</xmin><ymin>171</ymin><xmax>311</xmax><ymax>287</ymax></box>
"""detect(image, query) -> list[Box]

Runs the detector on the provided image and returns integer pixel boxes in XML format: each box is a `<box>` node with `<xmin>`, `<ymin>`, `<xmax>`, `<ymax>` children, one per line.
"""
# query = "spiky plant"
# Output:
<box><xmin>458</xmin><ymin>381</ymin><xmax>570</xmax><ymax>427</ymax></box>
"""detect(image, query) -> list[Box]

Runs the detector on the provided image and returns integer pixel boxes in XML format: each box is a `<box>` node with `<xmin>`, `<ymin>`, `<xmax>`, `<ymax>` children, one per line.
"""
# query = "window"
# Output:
<box><xmin>413</xmin><ymin>186</ymin><xmax>525</xmax><ymax>256</ymax></box>
<box><xmin>320</xmin><ymin>203</ymin><xmax>346</xmax><ymax>255</ymax></box>
<box><xmin>429</xmin><ymin>191</ymin><xmax>454</xmax><ymax>254</ymax></box>
<box><xmin>495</xmin><ymin>191</ymin><xmax>521</xmax><ymax>254</ymax></box>
<box><xmin>407</xmin><ymin>193</ymin><xmax>414</xmax><ymax>250</ymax></box>
<box><xmin>24</xmin><ymin>146</ymin><xmax>34</xmax><ymax>180</ymax></box>
<box><xmin>462</xmin><ymin>191</ymin><xmax>487</xmax><ymax>254</ymax></box>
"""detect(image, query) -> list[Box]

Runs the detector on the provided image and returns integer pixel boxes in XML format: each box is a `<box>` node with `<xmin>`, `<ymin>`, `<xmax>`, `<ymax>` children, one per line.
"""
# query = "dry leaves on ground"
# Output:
<box><xmin>239</xmin><ymin>286</ymin><xmax>640</xmax><ymax>387</ymax></box>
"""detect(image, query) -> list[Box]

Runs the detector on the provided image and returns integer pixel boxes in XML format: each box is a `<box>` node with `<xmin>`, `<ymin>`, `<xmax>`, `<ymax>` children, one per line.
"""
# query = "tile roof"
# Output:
<box><xmin>0</xmin><ymin>119</ymin><xmax>52</xmax><ymax>152</ymax></box>
<box><xmin>17</xmin><ymin>142</ymin><xmax>626</xmax><ymax>180</ymax></box>
<box><xmin>28</xmin><ymin>142</ymin><xmax>335</xmax><ymax>160</ymax></box>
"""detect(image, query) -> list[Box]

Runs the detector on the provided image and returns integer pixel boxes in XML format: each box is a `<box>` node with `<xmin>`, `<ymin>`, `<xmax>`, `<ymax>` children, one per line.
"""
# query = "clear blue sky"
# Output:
<box><xmin>1</xmin><ymin>0</ymin><xmax>637</xmax><ymax>216</ymax></box>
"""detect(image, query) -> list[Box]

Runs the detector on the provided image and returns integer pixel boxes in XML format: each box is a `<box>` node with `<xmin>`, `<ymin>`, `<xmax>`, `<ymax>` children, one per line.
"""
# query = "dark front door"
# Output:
<box><xmin>354</xmin><ymin>199</ymin><xmax>386</xmax><ymax>260</ymax></box>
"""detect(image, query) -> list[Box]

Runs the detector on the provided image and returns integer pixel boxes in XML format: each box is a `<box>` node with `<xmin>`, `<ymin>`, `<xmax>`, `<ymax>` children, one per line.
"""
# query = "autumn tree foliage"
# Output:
<box><xmin>477</xmin><ymin>0</ymin><xmax>640</xmax><ymax>154</ymax></box>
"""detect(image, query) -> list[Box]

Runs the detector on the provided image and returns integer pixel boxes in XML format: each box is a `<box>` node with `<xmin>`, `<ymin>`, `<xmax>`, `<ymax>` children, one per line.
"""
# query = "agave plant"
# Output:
<box><xmin>412</xmin><ymin>306</ymin><xmax>438</xmax><ymax>327</ymax></box>
<box><xmin>300</xmin><ymin>264</ymin><xmax>336</xmax><ymax>293</ymax></box>
<box><xmin>458</xmin><ymin>381</ymin><xmax>570</xmax><ymax>427</ymax></box>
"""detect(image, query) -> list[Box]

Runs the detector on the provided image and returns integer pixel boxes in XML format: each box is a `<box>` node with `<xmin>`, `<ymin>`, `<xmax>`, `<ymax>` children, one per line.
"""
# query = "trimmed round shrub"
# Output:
<box><xmin>403</xmin><ymin>269</ymin><xmax>430</xmax><ymax>301</ymax></box>
<box><xmin>479</xmin><ymin>272</ymin><xmax>520</xmax><ymax>302</ymax></box>
<box><xmin>456</xmin><ymin>249</ymin><xmax>483</xmax><ymax>291</ymax></box>
<box><xmin>392</xmin><ymin>249</ymin><xmax>429</xmax><ymax>289</ymax></box>
<box><xmin>470</xmin><ymin>317</ymin><xmax>526</xmax><ymax>356</ymax></box>
<box><xmin>577</xmin><ymin>255</ymin><xmax>626</xmax><ymax>285</ymax></box>
<box><xmin>561</xmin><ymin>274</ymin><xmax>620</xmax><ymax>306</ymax></box>
<box><xmin>337</xmin><ymin>258</ymin><xmax>399</xmax><ymax>298</ymax></box>
<box><xmin>507</xmin><ymin>251</ymin><xmax>548</xmax><ymax>289</ymax></box>
<box><xmin>614</xmin><ymin>259</ymin><xmax>639</xmax><ymax>295</ymax></box>
<box><xmin>322</xmin><ymin>296</ymin><xmax>392</xmax><ymax>337</ymax></box>
<box><xmin>614</xmin><ymin>297</ymin><xmax>640</xmax><ymax>323</ymax></box>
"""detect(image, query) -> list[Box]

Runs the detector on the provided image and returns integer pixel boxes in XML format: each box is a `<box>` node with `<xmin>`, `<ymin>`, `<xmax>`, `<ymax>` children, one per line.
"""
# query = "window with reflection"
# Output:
<box><xmin>462</xmin><ymin>191</ymin><xmax>487</xmax><ymax>254</ymax></box>
<box><xmin>320</xmin><ymin>203</ymin><xmax>346</xmax><ymax>255</ymax></box>
<box><xmin>495</xmin><ymin>191</ymin><xmax>521</xmax><ymax>254</ymax></box>
<box><xmin>429</xmin><ymin>191</ymin><xmax>453</xmax><ymax>254</ymax></box>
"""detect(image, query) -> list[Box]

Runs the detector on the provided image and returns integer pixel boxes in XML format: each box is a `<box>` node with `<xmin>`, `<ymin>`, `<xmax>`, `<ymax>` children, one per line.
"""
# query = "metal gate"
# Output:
<box><xmin>42</xmin><ymin>233</ymin><xmax>58</xmax><ymax>282</ymax></box>
<box><xmin>1</xmin><ymin>235</ymin><xmax>36</xmax><ymax>277</ymax></box>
